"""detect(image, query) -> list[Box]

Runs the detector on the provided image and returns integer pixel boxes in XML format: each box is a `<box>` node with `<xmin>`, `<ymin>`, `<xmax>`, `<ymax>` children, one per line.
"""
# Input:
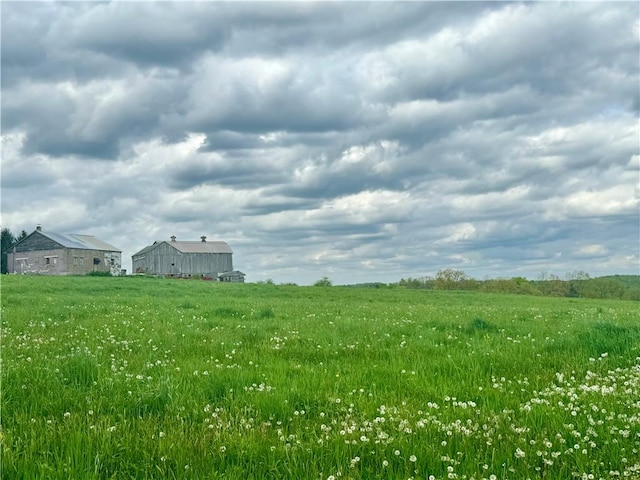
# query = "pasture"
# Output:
<box><xmin>1</xmin><ymin>276</ymin><xmax>639</xmax><ymax>479</ymax></box>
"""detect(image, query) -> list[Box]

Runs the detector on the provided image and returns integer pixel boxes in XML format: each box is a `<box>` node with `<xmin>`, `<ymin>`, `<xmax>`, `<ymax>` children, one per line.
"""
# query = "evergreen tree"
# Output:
<box><xmin>1</xmin><ymin>228</ymin><xmax>16</xmax><ymax>274</ymax></box>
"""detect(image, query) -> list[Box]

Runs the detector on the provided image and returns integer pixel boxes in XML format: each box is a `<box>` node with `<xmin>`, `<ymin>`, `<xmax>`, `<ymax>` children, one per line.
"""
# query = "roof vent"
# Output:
<box><xmin>36</xmin><ymin>225</ymin><xmax>42</xmax><ymax>232</ymax></box>
<box><xmin>201</xmin><ymin>236</ymin><xmax>207</xmax><ymax>242</ymax></box>
<box><xmin>170</xmin><ymin>236</ymin><xmax>176</xmax><ymax>242</ymax></box>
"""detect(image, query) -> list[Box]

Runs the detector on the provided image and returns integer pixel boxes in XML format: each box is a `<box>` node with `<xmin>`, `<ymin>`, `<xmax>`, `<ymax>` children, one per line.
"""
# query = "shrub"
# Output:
<box><xmin>86</xmin><ymin>271</ymin><xmax>112</xmax><ymax>277</ymax></box>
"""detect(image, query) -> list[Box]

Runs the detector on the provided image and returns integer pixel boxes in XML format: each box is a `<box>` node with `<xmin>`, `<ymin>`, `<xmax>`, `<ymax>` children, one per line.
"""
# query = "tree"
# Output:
<box><xmin>314</xmin><ymin>276</ymin><xmax>333</xmax><ymax>287</ymax></box>
<box><xmin>17</xmin><ymin>230</ymin><xmax>28</xmax><ymax>241</ymax></box>
<box><xmin>535</xmin><ymin>272</ymin><xmax>570</xmax><ymax>296</ymax></box>
<box><xmin>398</xmin><ymin>276</ymin><xmax>435</xmax><ymax>289</ymax></box>
<box><xmin>547</xmin><ymin>274</ymin><xmax>570</xmax><ymax>297</ymax></box>
<box><xmin>435</xmin><ymin>268</ymin><xmax>469</xmax><ymax>290</ymax></box>
<box><xmin>481</xmin><ymin>277</ymin><xmax>540</xmax><ymax>295</ymax></box>
<box><xmin>566</xmin><ymin>270</ymin><xmax>590</xmax><ymax>297</ymax></box>
<box><xmin>582</xmin><ymin>278</ymin><xmax>625</xmax><ymax>299</ymax></box>
<box><xmin>1</xmin><ymin>228</ymin><xmax>16</xmax><ymax>274</ymax></box>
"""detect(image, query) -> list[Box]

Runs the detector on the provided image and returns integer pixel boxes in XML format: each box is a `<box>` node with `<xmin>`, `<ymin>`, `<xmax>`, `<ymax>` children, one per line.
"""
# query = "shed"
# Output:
<box><xmin>132</xmin><ymin>236</ymin><xmax>235</xmax><ymax>278</ymax></box>
<box><xmin>218</xmin><ymin>271</ymin><xmax>246</xmax><ymax>283</ymax></box>
<box><xmin>6</xmin><ymin>226</ymin><xmax>122</xmax><ymax>275</ymax></box>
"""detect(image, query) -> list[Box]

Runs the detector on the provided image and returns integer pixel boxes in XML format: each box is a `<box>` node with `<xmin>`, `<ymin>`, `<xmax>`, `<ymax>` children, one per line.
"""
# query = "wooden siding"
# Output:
<box><xmin>132</xmin><ymin>242</ymin><xmax>233</xmax><ymax>276</ymax></box>
<box><xmin>14</xmin><ymin>232</ymin><xmax>61</xmax><ymax>252</ymax></box>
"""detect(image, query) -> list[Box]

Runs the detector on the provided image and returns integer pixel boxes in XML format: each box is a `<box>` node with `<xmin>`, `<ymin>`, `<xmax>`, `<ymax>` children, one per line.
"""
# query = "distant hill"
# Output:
<box><xmin>389</xmin><ymin>273</ymin><xmax>640</xmax><ymax>301</ymax></box>
<box><xmin>596</xmin><ymin>275</ymin><xmax>640</xmax><ymax>288</ymax></box>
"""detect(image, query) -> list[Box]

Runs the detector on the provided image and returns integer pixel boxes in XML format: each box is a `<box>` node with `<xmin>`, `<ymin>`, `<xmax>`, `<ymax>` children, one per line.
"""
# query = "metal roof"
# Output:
<box><xmin>41</xmin><ymin>230</ymin><xmax>121</xmax><ymax>252</ymax></box>
<box><xmin>218</xmin><ymin>270</ymin><xmax>245</xmax><ymax>277</ymax></box>
<box><xmin>171</xmin><ymin>241</ymin><xmax>233</xmax><ymax>254</ymax></box>
<box><xmin>132</xmin><ymin>240</ymin><xmax>233</xmax><ymax>256</ymax></box>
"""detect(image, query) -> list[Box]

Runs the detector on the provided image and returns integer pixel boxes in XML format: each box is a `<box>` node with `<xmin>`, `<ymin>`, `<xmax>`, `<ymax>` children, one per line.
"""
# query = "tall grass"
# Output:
<box><xmin>1</xmin><ymin>276</ymin><xmax>639</xmax><ymax>479</ymax></box>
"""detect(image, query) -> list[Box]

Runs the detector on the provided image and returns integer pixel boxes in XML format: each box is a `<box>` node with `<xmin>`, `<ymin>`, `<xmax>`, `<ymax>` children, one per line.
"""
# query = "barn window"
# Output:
<box><xmin>45</xmin><ymin>258</ymin><xmax>50</xmax><ymax>265</ymax></box>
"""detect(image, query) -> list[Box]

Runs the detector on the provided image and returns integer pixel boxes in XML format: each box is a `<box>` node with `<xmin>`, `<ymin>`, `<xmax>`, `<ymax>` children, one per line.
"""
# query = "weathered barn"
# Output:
<box><xmin>6</xmin><ymin>226</ymin><xmax>122</xmax><ymax>275</ymax></box>
<box><xmin>132</xmin><ymin>236</ymin><xmax>242</xmax><ymax>281</ymax></box>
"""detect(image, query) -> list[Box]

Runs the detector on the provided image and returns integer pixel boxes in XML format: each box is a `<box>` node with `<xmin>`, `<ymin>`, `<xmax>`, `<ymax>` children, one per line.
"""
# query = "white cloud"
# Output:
<box><xmin>575</xmin><ymin>244</ymin><xmax>609</xmax><ymax>257</ymax></box>
<box><xmin>562</xmin><ymin>186</ymin><xmax>638</xmax><ymax>218</ymax></box>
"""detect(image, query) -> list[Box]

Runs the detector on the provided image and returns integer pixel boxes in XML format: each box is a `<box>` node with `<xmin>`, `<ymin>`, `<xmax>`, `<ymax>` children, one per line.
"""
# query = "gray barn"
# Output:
<box><xmin>132</xmin><ymin>236</ymin><xmax>240</xmax><ymax>280</ymax></box>
<box><xmin>6</xmin><ymin>226</ymin><xmax>122</xmax><ymax>275</ymax></box>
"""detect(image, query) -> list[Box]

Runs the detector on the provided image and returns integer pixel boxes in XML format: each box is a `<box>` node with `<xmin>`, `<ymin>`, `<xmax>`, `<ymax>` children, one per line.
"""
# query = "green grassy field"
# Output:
<box><xmin>1</xmin><ymin>276</ymin><xmax>639</xmax><ymax>479</ymax></box>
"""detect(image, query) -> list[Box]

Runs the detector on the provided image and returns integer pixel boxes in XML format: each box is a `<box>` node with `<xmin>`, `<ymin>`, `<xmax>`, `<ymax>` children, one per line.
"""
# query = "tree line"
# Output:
<box><xmin>397</xmin><ymin>268</ymin><xmax>640</xmax><ymax>301</ymax></box>
<box><xmin>1</xmin><ymin>228</ymin><xmax>28</xmax><ymax>274</ymax></box>
<box><xmin>2</xmin><ymin>226</ymin><xmax>637</xmax><ymax>301</ymax></box>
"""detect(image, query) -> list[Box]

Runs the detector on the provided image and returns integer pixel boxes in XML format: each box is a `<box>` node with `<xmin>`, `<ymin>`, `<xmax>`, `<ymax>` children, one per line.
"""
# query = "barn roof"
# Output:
<box><xmin>170</xmin><ymin>241</ymin><xmax>233</xmax><ymax>254</ymax></box>
<box><xmin>39</xmin><ymin>230</ymin><xmax>121</xmax><ymax>252</ymax></box>
<box><xmin>132</xmin><ymin>240</ymin><xmax>233</xmax><ymax>256</ymax></box>
<box><xmin>131</xmin><ymin>244</ymin><xmax>156</xmax><ymax>257</ymax></box>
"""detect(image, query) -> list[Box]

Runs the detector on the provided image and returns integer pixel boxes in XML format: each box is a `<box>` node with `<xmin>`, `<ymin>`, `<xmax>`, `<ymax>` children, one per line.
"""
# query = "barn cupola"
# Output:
<box><xmin>201</xmin><ymin>236</ymin><xmax>207</xmax><ymax>242</ymax></box>
<box><xmin>170</xmin><ymin>236</ymin><xmax>176</xmax><ymax>242</ymax></box>
<box><xmin>36</xmin><ymin>225</ymin><xmax>42</xmax><ymax>232</ymax></box>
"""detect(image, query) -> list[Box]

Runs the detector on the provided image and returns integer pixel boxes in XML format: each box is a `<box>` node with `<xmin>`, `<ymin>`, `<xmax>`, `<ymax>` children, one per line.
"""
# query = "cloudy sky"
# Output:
<box><xmin>1</xmin><ymin>2</ymin><xmax>638</xmax><ymax>285</ymax></box>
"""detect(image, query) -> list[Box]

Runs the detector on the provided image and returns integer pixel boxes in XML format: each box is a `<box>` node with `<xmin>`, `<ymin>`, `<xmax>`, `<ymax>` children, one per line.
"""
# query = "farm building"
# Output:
<box><xmin>6</xmin><ymin>226</ymin><xmax>122</xmax><ymax>275</ymax></box>
<box><xmin>218</xmin><ymin>270</ymin><xmax>246</xmax><ymax>283</ymax></box>
<box><xmin>132</xmin><ymin>236</ymin><xmax>244</xmax><ymax>282</ymax></box>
